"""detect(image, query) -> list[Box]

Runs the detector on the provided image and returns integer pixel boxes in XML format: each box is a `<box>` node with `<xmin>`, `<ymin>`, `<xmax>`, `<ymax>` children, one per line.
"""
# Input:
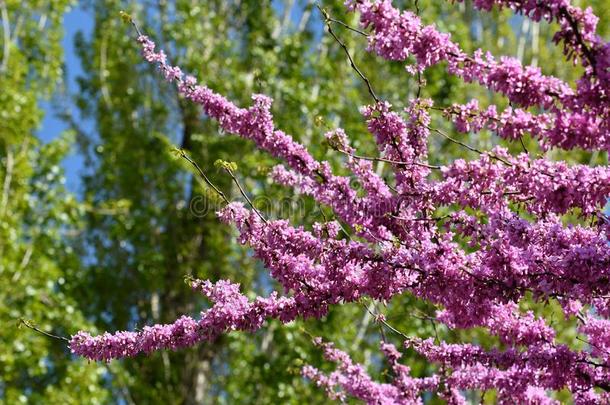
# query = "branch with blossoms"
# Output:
<box><xmin>456</xmin><ymin>0</ymin><xmax>603</xmax><ymax>71</ymax></box>
<box><xmin>350</xmin><ymin>0</ymin><xmax>609</xmax><ymax>151</ymax></box>
<box><xmin>31</xmin><ymin>1</ymin><xmax>610</xmax><ymax>403</ymax></box>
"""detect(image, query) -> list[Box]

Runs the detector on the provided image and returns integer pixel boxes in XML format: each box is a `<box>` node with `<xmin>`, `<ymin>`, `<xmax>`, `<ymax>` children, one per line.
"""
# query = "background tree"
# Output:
<box><xmin>0</xmin><ymin>1</ymin><xmax>109</xmax><ymax>403</ymax></box>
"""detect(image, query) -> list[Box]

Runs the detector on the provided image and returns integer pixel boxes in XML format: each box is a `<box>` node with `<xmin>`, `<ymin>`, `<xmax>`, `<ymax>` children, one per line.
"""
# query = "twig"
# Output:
<box><xmin>120</xmin><ymin>11</ymin><xmax>143</xmax><ymax>37</ymax></box>
<box><xmin>413</xmin><ymin>308</ymin><xmax>441</xmax><ymax>343</ymax></box>
<box><xmin>334</xmin><ymin>146</ymin><xmax>441</xmax><ymax>170</ymax></box>
<box><xmin>178</xmin><ymin>150</ymin><xmax>230</xmax><ymax>204</ymax></box>
<box><xmin>317</xmin><ymin>4</ymin><xmax>380</xmax><ymax>104</ymax></box>
<box><xmin>19</xmin><ymin>319</ymin><xmax>69</xmax><ymax>342</ymax></box>
<box><xmin>427</xmin><ymin>125</ymin><xmax>513</xmax><ymax>167</ymax></box>
<box><xmin>576</xmin><ymin>336</ymin><xmax>610</xmax><ymax>357</ymax></box>
<box><xmin>222</xmin><ymin>166</ymin><xmax>268</xmax><ymax>224</ymax></box>
<box><xmin>326</xmin><ymin>16</ymin><xmax>369</xmax><ymax>37</ymax></box>
<box><xmin>575</xmin><ymin>310</ymin><xmax>587</xmax><ymax>324</ymax></box>
<box><xmin>518</xmin><ymin>135</ymin><xmax>529</xmax><ymax>155</ymax></box>
<box><xmin>558</xmin><ymin>7</ymin><xmax>596</xmax><ymax>70</ymax></box>
<box><xmin>413</xmin><ymin>0</ymin><xmax>420</xmax><ymax>16</ymax></box>
<box><xmin>432</xmin><ymin>104</ymin><xmax>535</xmax><ymax>157</ymax></box>
<box><xmin>318</xmin><ymin>207</ymin><xmax>353</xmax><ymax>241</ymax></box>
<box><xmin>362</xmin><ymin>301</ymin><xmax>410</xmax><ymax>340</ymax></box>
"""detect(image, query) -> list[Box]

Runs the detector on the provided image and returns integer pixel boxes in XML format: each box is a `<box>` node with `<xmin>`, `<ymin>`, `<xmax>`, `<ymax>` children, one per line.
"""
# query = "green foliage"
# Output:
<box><xmin>214</xmin><ymin>159</ymin><xmax>238</xmax><ymax>172</ymax></box>
<box><xmin>0</xmin><ymin>1</ymin><xmax>110</xmax><ymax>402</ymax></box>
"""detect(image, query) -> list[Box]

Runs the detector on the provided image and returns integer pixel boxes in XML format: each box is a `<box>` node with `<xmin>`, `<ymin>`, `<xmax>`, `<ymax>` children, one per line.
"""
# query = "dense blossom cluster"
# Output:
<box><xmin>305</xmin><ymin>336</ymin><xmax>610</xmax><ymax>404</ymax></box>
<box><xmin>302</xmin><ymin>339</ymin><xmax>439</xmax><ymax>404</ymax></box>
<box><xmin>68</xmin><ymin>1</ymin><xmax>610</xmax><ymax>403</ymax></box>
<box><xmin>347</xmin><ymin>0</ymin><xmax>610</xmax><ymax>151</ymax></box>
<box><xmin>71</xmin><ymin>277</ymin><xmax>301</xmax><ymax>361</ymax></box>
<box><xmin>460</xmin><ymin>1</ymin><xmax>604</xmax><ymax>68</ymax></box>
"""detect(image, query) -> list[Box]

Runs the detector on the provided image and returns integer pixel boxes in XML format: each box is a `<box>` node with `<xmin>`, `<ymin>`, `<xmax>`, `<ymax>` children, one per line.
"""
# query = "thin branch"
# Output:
<box><xmin>575</xmin><ymin>310</ymin><xmax>587</xmax><ymax>324</ymax></box>
<box><xmin>222</xmin><ymin>167</ymin><xmax>268</xmax><ymax>224</ymax></box>
<box><xmin>428</xmin><ymin>125</ymin><xmax>484</xmax><ymax>155</ymax></box>
<box><xmin>576</xmin><ymin>335</ymin><xmax>610</xmax><ymax>358</ymax></box>
<box><xmin>518</xmin><ymin>135</ymin><xmax>529</xmax><ymax>155</ymax></box>
<box><xmin>318</xmin><ymin>207</ymin><xmax>353</xmax><ymax>241</ymax></box>
<box><xmin>120</xmin><ymin>11</ymin><xmax>143</xmax><ymax>37</ymax></box>
<box><xmin>19</xmin><ymin>319</ymin><xmax>69</xmax><ymax>342</ymax></box>
<box><xmin>558</xmin><ymin>7</ymin><xmax>596</xmax><ymax>70</ymax></box>
<box><xmin>427</xmin><ymin>125</ymin><xmax>513</xmax><ymax>167</ymax></box>
<box><xmin>362</xmin><ymin>301</ymin><xmax>410</xmax><ymax>340</ymax></box>
<box><xmin>326</xmin><ymin>16</ymin><xmax>369</xmax><ymax>37</ymax></box>
<box><xmin>178</xmin><ymin>149</ymin><xmax>230</xmax><ymax>204</ymax></box>
<box><xmin>334</xmin><ymin>145</ymin><xmax>441</xmax><ymax>170</ymax></box>
<box><xmin>317</xmin><ymin>4</ymin><xmax>379</xmax><ymax>104</ymax></box>
<box><xmin>431</xmin><ymin>104</ymin><xmax>531</xmax><ymax>157</ymax></box>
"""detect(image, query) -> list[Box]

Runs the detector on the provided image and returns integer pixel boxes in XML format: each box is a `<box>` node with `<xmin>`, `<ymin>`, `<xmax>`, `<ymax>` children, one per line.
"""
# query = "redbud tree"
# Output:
<box><xmin>62</xmin><ymin>1</ymin><xmax>610</xmax><ymax>403</ymax></box>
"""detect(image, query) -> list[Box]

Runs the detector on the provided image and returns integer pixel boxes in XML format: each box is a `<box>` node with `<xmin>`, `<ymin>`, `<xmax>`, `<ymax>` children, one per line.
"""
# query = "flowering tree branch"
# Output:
<box><xmin>36</xmin><ymin>2</ymin><xmax>610</xmax><ymax>403</ymax></box>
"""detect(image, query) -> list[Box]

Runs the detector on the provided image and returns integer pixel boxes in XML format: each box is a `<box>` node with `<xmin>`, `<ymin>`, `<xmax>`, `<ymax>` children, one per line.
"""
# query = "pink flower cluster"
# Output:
<box><xmin>434</xmin><ymin>147</ymin><xmax>610</xmax><ymax>216</ymax></box>
<box><xmin>305</xmin><ymin>336</ymin><xmax>610</xmax><ymax>404</ymax></box>
<box><xmin>407</xmin><ymin>337</ymin><xmax>610</xmax><ymax>404</ymax></box>
<box><xmin>579</xmin><ymin>317</ymin><xmax>610</xmax><ymax>364</ymax></box>
<box><xmin>445</xmin><ymin>99</ymin><xmax>607</xmax><ymax>151</ymax></box>
<box><xmin>346</xmin><ymin>0</ymin><xmax>610</xmax><ymax>151</ymax></box>
<box><xmin>302</xmin><ymin>339</ymin><xmax>439</xmax><ymax>404</ymax></box>
<box><xmin>462</xmin><ymin>0</ymin><xmax>603</xmax><ymax>69</ymax></box>
<box><xmin>346</xmin><ymin>0</ymin><xmax>574</xmax><ymax>107</ymax></box>
<box><xmin>68</xmin><ymin>2</ymin><xmax>610</xmax><ymax>403</ymax></box>
<box><xmin>71</xmin><ymin>278</ymin><xmax>300</xmax><ymax>361</ymax></box>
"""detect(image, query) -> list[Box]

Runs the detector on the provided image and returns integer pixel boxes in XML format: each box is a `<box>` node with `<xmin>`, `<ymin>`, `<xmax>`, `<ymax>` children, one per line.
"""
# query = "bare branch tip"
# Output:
<box><xmin>19</xmin><ymin>318</ymin><xmax>70</xmax><ymax>343</ymax></box>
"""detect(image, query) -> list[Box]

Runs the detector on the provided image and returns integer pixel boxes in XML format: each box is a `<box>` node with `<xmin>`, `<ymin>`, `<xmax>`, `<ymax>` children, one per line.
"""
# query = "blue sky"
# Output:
<box><xmin>38</xmin><ymin>4</ymin><xmax>92</xmax><ymax>194</ymax></box>
<box><xmin>39</xmin><ymin>1</ymin><xmax>308</xmax><ymax>196</ymax></box>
